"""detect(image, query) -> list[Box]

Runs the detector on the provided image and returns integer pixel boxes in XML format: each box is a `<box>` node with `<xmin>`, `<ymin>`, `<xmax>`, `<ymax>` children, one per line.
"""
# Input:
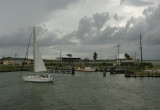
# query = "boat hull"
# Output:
<box><xmin>75</xmin><ymin>67</ymin><xmax>96</xmax><ymax>72</ymax></box>
<box><xmin>81</xmin><ymin>69</ymin><xmax>96</xmax><ymax>72</ymax></box>
<box><xmin>22</xmin><ymin>75</ymin><xmax>53</xmax><ymax>82</ymax></box>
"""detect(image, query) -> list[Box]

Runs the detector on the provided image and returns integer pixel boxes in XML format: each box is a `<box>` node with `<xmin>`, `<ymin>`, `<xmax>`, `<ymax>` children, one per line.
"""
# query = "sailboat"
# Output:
<box><xmin>22</xmin><ymin>27</ymin><xmax>53</xmax><ymax>82</ymax></box>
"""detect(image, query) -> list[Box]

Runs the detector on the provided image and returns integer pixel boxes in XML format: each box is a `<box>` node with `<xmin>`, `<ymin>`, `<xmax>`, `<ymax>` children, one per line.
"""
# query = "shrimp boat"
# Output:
<box><xmin>21</xmin><ymin>27</ymin><xmax>53</xmax><ymax>82</ymax></box>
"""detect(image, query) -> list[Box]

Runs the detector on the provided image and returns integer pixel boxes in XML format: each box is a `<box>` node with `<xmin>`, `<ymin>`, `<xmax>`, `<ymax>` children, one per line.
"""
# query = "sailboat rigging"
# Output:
<box><xmin>21</xmin><ymin>27</ymin><xmax>53</xmax><ymax>82</ymax></box>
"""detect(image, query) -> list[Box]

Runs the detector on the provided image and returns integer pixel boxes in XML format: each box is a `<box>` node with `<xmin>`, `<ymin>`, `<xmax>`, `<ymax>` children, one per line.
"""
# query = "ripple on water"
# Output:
<box><xmin>0</xmin><ymin>72</ymin><xmax>160</xmax><ymax>110</ymax></box>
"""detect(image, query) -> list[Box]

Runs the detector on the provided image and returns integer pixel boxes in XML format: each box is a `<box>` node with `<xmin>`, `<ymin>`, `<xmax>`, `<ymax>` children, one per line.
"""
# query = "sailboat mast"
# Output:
<box><xmin>33</xmin><ymin>27</ymin><xmax>36</xmax><ymax>73</ymax></box>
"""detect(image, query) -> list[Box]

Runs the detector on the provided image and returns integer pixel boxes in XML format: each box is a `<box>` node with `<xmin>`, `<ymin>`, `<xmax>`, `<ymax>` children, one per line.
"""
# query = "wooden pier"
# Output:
<box><xmin>48</xmin><ymin>69</ymin><xmax>72</xmax><ymax>74</ymax></box>
<box><xmin>125</xmin><ymin>70</ymin><xmax>160</xmax><ymax>78</ymax></box>
<box><xmin>108</xmin><ymin>66</ymin><xmax>132</xmax><ymax>74</ymax></box>
<box><xmin>0</xmin><ymin>68</ymin><xmax>31</xmax><ymax>72</ymax></box>
<box><xmin>0</xmin><ymin>66</ymin><xmax>75</xmax><ymax>75</ymax></box>
<box><xmin>47</xmin><ymin>67</ymin><xmax>75</xmax><ymax>75</ymax></box>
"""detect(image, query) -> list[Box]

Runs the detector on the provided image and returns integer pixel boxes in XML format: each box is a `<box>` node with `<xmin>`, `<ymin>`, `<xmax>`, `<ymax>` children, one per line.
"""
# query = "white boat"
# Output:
<box><xmin>82</xmin><ymin>66</ymin><xmax>96</xmax><ymax>72</ymax></box>
<box><xmin>75</xmin><ymin>67</ymin><xmax>82</xmax><ymax>71</ymax></box>
<box><xmin>22</xmin><ymin>27</ymin><xmax>53</xmax><ymax>82</ymax></box>
<box><xmin>75</xmin><ymin>66</ymin><xmax>96</xmax><ymax>72</ymax></box>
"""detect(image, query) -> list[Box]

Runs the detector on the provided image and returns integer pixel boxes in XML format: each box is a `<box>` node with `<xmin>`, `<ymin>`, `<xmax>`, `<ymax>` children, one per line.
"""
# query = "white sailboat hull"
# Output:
<box><xmin>22</xmin><ymin>75</ymin><xmax>53</xmax><ymax>82</ymax></box>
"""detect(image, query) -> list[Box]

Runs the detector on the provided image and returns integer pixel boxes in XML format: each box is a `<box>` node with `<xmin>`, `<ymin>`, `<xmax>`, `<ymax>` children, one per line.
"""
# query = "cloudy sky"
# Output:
<box><xmin>0</xmin><ymin>0</ymin><xmax>160</xmax><ymax>60</ymax></box>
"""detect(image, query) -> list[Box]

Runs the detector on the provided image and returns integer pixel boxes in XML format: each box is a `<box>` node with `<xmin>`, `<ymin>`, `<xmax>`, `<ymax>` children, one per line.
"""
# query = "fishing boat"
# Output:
<box><xmin>22</xmin><ymin>27</ymin><xmax>53</xmax><ymax>82</ymax></box>
<box><xmin>81</xmin><ymin>66</ymin><xmax>96</xmax><ymax>72</ymax></box>
<box><xmin>75</xmin><ymin>66</ymin><xmax>96</xmax><ymax>72</ymax></box>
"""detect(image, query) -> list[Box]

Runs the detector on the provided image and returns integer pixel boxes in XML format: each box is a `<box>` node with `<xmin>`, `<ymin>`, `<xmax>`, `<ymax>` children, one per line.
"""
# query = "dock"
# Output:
<box><xmin>125</xmin><ymin>70</ymin><xmax>160</xmax><ymax>78</ymax></box>
<box><xmin>47</xmin><ymin>67</ymin><xmax>75</xmax><ymax>75</ymax></box>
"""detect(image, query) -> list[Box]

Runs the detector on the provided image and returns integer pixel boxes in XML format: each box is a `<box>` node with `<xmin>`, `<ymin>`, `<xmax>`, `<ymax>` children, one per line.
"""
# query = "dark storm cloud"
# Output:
<box><xmin>75</xmin><ymin>12</ymin><xmax>126</xmax><ymax>45</ymax></box>
<box><xmin>76</xmin><ymin>12</ymin><xmax>110</xmax><ymax>41</ymax></box>
<box><xmin>0</xmin><ymin>0</ymin><xmax>159</xmax><ymax>59</ymax></box>
<box><xmin>93</xmin><ymin>12</ymin><xmax>110</xmax><ymax>29</ymax></box>
<box><xmin>0</xmin><ymin>28</ymin><xmax>31</xmax><ymax>47</ymax></box>
<box><xmin>32</xmin><ymin>26</ymin><xmax>74</xmax><ymax>47</ymax></box>
<box><xmin>143</xmin><ymin>5</ymin><xmax>160</xmax><ymax>45</ymax></box>
<box><xmin>52</xmin><ymin>32</ymin><xmax>77</xmax><ymax>46</ymax></box>
<box><xmin>144</xmin><ymin>28</ymin><xmax>160</xmax><ymax>45</ymax></box>
<box><xmin>145</xmin><ymin>5</ymin><xmax>160</xmax><ymax>31</ymax></box>
<box><xmin>128</xmin><ymin>0</ymin><xmax>153</xmax><ymax>6</ymax></box>
<box><xmin>75</xmin><ymin>4</ymin><xmax>160</xmax><ymax>46</ymax></box>
<box><xmin>76</xmin><ymin>16</ymin><xmax>95</xmax><ymax>40</ymax></box>
<box><xmin>0</xmin><ymin>0</ymin><xmax>80</xmax><ymax>34</ymax></box>
<box><xmin>113</xmin><ymin>13</ymin><xmax>124</xmax><ymax>21</ymax></box>
<box><xmin>0</xmin><ymin>25</ymin><xmax>69</xmax><ymax>49</ymax></box>
<box><xmin>46</xmin><ymin>0</ymin><xmax>79</xmax><ymax>10</ymax></box>
<box><xmin>0</xmin><ymin>25</ymin><xmax>77</xmax><ymax>58</ymax></box>
<box><xmin>93</xmin><ymin>26</ymin><xmax>118</xmax><ymax>44</ymax></box>
<box><xmin>143</xmin><ymin>7</ymin><xmax>154</xmax><ymax>16</ymax></box>
<box><xmin>65</xmin><ymin>4</ymin><xmax>160</xmax><ymax>59</ymax></box>
<box><xmin>0</xmin><ymin>24</ymin><xmax>76</xmax><ymax>53</ymax></box>
<box><xmin>120</xmin><ymin>0</ymin><xmax>126</xmax><ymax>5</ymax></box>
<box><xmin>120</xmin><ymin>0</ymin><xmax>153</xmax><ymax>6</ymax></box>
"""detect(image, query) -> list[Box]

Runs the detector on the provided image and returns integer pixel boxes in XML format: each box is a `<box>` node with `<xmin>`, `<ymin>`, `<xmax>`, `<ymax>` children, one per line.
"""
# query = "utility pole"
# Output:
<box><xmin>116</xmin><ymin>44</ymin><xmax>121</xmax><ymax>66</ymax></box>
<box><xmin>60</xmin><ymin>51</ymin><xmax>62</xmax><ymax>69</ymax></box>
<box><xmin>115</xmin><ymin>54</ymin><xmax>117</xmax><ymax>65</ymax></box>
<box><xmin>140</xmin><ymin>34</ymin><xmax>143</xmax><ymax>69</ymax></box>
<box><xmin>134</xmin><ymin>52</ymin><xmax>136</xmax><ymax>74</ymax></box>
<box><xmin>135</xmin><ymin>52</ymin><xmax>136</xmax><ymax>64</ymax></box>
<box><xmin>60</xmin><ymin>51</ymin><xmax>61</xmax><ymax>61</ymax></box>
<box><xmin>15</xmin><ymin>53</ymin><xmax>17</xmax><ymax>65</ymax></box>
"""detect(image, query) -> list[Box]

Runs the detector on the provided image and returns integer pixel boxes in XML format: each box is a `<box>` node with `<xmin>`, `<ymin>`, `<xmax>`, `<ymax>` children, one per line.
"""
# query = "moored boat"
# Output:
<box><xmin>75</xmin><ymin>66</ymin><xmax>96</xmax><ymax>72</ymax></box>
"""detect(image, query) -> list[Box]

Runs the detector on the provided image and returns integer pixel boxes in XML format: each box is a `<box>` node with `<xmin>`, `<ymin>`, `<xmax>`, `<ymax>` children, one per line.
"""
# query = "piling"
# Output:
<box><xmin>125</xmin><ymin>66</ymin><xmax>128</xmax><ymax>76</ymax></box>
<box><xmin>103</xmin><ymin>66</ymin><xmax>106</xmax><ymax>77</ymax></box>
<box><xmin>72</xmin><ymin>67</ymin><xmax>75</xmax><ymax>75</ymax></box>
<box><xmin>110</xmin><ymin>67</ymin><xmax>115</xmax><ymax>74</ymax></box>
<box><xmin>156</xmin><ymin>71</ymin><xmax>158</xmax><ymax>78</ymax></box>
<box><xmin>134</xmin><ymin>72</ymin><xmax>136</xmax><ymax>78</ymax></box>
<box><xmin>100</xmin><ymin>67</ymin><xmax>102</xmax><ymax>72</ymax></box>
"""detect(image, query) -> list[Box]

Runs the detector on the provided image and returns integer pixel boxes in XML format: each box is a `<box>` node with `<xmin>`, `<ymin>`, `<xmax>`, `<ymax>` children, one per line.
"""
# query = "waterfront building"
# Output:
<box><xmin>2</xmin><ymin>57</ymin><xmax>32</xmax><ymax>65</ymax></box>
<box><xmin>57</xmin><ymin>54</ymin><xmax>81</xmax><ymax>65</ymax></box>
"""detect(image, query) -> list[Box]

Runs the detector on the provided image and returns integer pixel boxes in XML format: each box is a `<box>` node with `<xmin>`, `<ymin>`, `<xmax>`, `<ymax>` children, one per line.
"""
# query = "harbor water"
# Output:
<box><xmin>0</xmin><ymin>72</ymin><xmax>160</xmax><ymax>110</ymax></box>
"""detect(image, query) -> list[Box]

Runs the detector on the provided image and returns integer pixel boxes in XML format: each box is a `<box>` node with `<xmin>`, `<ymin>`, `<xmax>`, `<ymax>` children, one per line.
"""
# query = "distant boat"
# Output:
<box><xmin>82</xmin><ymin>66</ymin><xmax>96</xmax><ymax>72</ymax></box>
<box><xmin>22</xmin><ymin>27</ymin><xmax>53</xmax><ymax>82</ymax></box>
<box><xmin>75</xmin><ymin>67</ymin><xmax>81</xmax><ymax>71</ymax></box>
<box><xmin>75</xmin><ymin>66</ymin><xmax>96</xmax><ymax>72</ymax></box>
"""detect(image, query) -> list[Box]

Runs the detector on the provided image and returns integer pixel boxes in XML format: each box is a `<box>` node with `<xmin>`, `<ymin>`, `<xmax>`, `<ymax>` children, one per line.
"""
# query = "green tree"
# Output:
<box><xmin>93</xmin><ymin>52</ymin><xmax>97</xmax><ymax>64</ymax></box>
<box><xmin>124</xmin><ymin>53</ymin><xmax>132</xmax><ymax>60</ymax></box>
